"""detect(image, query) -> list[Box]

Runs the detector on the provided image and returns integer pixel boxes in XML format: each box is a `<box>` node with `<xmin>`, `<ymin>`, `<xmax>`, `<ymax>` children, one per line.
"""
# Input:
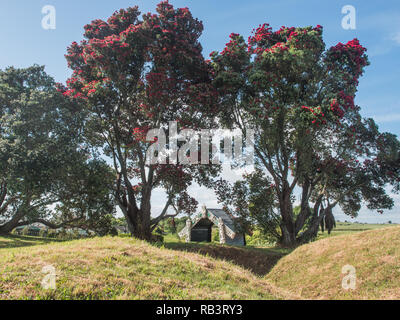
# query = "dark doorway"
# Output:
<box><xmin>190</xmin><ymin>218</ymin><xmax>213</xmax><ymax>242</ymax></box>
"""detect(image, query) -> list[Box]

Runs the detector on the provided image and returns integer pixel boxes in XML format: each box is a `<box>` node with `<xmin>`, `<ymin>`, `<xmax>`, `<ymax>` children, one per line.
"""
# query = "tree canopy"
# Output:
<box><xmin>211</xmin><ymin>25</ymin><xmax>400</xmax><ymax>246</ymax></box>
<box><xmin>2</xmin><ymin>2</ymin><xmax>398</xmax><ymax>247</ymax></box>
<box><xmin>62</xmin><ymin>2</ymin><xmax>220</xmax><ymax>240</ymax></box>
<box><xmin>0</xmin><ymin>65</ymin><xmax>116</xmax><ymax>235</ymax></box>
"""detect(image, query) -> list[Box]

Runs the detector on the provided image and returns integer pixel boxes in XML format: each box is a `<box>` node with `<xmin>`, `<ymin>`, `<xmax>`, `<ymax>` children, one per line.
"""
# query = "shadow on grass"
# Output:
<box><xmin>0</xmin><ymin>234</ymin><xmax>63</xmax><ymax>249</ymax></box>
<box><xmin>163</xmin><ymin>239</ymin><xmax>292</xmax><ymax>277</ymax></box>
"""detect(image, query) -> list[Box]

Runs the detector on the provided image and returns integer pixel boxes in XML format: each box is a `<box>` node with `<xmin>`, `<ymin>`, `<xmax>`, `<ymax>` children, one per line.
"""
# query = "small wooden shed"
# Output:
<box><xmin>178</xmin><ymin>206</ymin><xmax>246</xmax><ymax>246</ymax></box>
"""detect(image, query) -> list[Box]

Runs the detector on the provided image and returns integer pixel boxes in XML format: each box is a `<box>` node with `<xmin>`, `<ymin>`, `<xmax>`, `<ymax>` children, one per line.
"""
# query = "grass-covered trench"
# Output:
<box><xmin>0</xmin><ymin>236</ymin><xmax>285</xmax><ymax>300</ymax></box>
<box><xmin>0</xmin><ymin>222</ymin><xmax>398</xmax><ymax>300</ymax></box>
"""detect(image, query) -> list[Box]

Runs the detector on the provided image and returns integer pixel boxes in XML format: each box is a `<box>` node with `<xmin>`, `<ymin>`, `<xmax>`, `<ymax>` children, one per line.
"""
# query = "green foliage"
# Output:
<box><xmin>212</xmin><ymin>227</ymin><xmax>220</xmax><ymax>242</ymax></box>
<box><xmin>38</xmin><ymin>229</ymin><xmax>47</xmax><ymax>238</ymax></box>
<box><xmin>57</xmin><ymin>230</ymin><xmax>68</xmax><ymax>240</ymax></box>
<box><xmin>108</xmin><ymin>227</ymin><xmax>118</xmax><ymax>237</ymax></box>
<box><xmin>0</xmin><ymin>65</ymin><xmax>116</xmax><ymax>235</ymax></box>
<box><xmin>158</xmin><ymin>217</ymin><xmax>189</xmax><ymax>235</ymax></box>
<box><xmin>47</xmin><ymin>229</ymin><xmax>57</xmax><ymax>238</ymax></box>
<box><xmin>175</xmin><ymin>217</ymin><xmax>189</xmax><ymax>234</ymax></box>
<box><xmin>246</xmin><ymin>229</ymin><xmax>275</xmax><ymax>247</ymax></box>
<box><xmin>216</xmin><ymin>168</ymin><xmax>282</xmax><ymax>243</ymax></box>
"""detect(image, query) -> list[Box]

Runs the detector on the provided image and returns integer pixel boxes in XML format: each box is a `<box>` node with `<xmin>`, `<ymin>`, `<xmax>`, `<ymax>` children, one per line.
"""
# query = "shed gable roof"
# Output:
<box><xmin>178</xmin><ymin>207</ymin><xmax>243</xmax><ymax>241</ymax></box>
<box><xmin>190</xmin><ymin>208</ymin><xmax>238</xmax><ymax>236</ymax></box>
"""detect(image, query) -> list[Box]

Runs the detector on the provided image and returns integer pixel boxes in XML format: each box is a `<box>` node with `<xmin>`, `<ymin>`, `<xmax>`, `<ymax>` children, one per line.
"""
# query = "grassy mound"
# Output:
<box><xmin>0</xmin><ymin>236</ymin><xmax>281</xmax><ymax>300</ymax></box>
<box><xmin>266</xmin><ymin>226</ymin><xmax>400</xmax><ymax>299</ymax></box>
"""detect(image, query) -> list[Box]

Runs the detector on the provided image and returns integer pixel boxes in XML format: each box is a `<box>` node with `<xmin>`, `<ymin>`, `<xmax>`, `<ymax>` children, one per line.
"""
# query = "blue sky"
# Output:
<box><xmin>1</xmin><ymin>0</ymin><xmax>399</xmax><ymax>222</ymax></box>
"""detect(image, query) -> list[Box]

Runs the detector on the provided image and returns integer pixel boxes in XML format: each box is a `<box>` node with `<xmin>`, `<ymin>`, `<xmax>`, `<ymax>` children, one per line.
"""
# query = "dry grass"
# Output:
<box><xmin>266</xmin><ymin>225</ymin><xmax>400</xmax><ymax>299</ymax></box>
<box><xmin>0</xmin><ymin>236</ymin><xmax>280</xmax><ymax>300</ymax></box>
<box><xmin>2</xmin><ymin>223</ymin><xmax>395</xmax><ymax>300</ymax></box>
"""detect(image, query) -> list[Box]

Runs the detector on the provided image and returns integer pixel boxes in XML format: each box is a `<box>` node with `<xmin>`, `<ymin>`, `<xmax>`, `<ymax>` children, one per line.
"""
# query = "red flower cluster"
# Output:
<box><xmin>330</xmin><ymin>99</ymin><xmax>344</xmax><ymax>118</ymax></box>
<box><xmin>247</xmin><ymin>24</ymin><xmax>323</xmax><ymax>57</ymax></box>
<box><xmin>301</xmin><ymin>105</ymin><xmax>326</xmax><ymax>126</ymax></box>
<box><xmin>249</xmin><ymin>23</ymin><xmax>272</xmax><ymax>43</ymax></box>
<box><xmin>220</xmin><ymin>33</ymin><xmax>242</xmax><ymax>56</ymax></box>
<box><xmin>338</xmin><ymin>91</ymin><xmax>355</xmax><ymax>110</ymax></box>
<box><xmin>328</xmin><ymin>38</ymin><xmax>368</xmax><ymax>77</ymax></box>
<box><xmin>131</xmin><ymin>126</ymin><xmax>158</xmax><ymax>144</ymax></box>
<box><xmin>264</xmin><ymin>41</ymin><xmax>289</xmax><ymax>54</ymax></box>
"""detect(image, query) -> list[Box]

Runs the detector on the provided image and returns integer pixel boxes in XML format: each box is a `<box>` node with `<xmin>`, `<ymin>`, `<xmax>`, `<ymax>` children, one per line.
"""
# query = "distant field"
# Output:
<box><xmin>316</xmin><ymin>221</ymin><xmax>397</xmax><ymax>240</ymax></box>
<box><xmin>169</xmin><ymin>221</ymin><xmax>396</xmax><ymax>245</ymax></box>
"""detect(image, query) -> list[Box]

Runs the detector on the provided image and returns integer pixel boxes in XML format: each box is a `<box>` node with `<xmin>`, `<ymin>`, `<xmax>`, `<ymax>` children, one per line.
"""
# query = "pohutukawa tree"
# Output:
<box><xmin>212</xmin><ymin>24</ymin><xmax>400</xmax><ymax>246</ymax></box>
<box><xmin>0</xmin><ymin>65</ymin><xmax>116</xmax><ymax>235</ymax></box>
<box><xmin>62</xmin><ymin>2</ymin><xmax>219</xmax><ymax>240</ymax></box>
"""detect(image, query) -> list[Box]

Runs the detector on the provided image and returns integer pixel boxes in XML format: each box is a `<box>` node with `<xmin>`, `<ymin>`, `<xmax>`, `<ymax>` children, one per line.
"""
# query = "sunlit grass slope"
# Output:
<box><xmin>267</xmin><ymin>226</ymin><xmax>400</xmax><ymax>299</ymax></box>
<box><xmin>0</xmin><ymin>236</ymin><xmax>281</xmax><ymax>300</ymax></box>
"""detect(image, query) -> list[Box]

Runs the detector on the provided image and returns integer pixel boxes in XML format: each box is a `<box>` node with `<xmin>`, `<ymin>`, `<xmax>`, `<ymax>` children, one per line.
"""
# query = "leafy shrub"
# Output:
<box><xmin>212</xmin><ymin>227</ymin><xmax>220</xmax><ymax>243</ymax></box>
<box><xmin>47</xmin><ymin>229</ymin><xmax>57</xmax><ymax>238</ymax></box>
<box><xmin>57</xmin><ymin>230</ymin><xmax>68</xmax><ymax>240</ymax></box>
<box><xmin>39</xmin><ymin>229</ymin><xmax>47</xmax><ymax>238</ymax></box>
<box><xmin>246</xmin><ymin>229</ymin><xmax>275</xmax><ymax>246</ymax></box>
<box><xmin>108</xmin><ymin>227</ymin><xmax>118</xmax><ymax>237</ymax></box>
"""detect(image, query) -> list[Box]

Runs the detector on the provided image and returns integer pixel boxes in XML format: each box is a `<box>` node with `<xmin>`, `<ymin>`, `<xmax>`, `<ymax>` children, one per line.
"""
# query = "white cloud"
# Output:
<box><xmin>391</xmin><ymin>32</ymin><xmax>400</xmax><ymax>45</ymax></box>
<box><xmin>357</xmin><ymin>12</ymin><xmax>400</xmax><ymax>56</ymax></box>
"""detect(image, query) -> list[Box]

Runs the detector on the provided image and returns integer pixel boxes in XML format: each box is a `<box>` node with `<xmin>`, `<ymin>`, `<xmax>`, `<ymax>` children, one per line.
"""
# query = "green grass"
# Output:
<box><xmin>267</xmin><ymin>225</ymin><xmax>400</xmax><ymax>299</ymax></box>
<box><xmin>0</xmin><ymin>221</ymin><xmax>397</xmax><ymax>300</ymax></box>
<box><xmin>0</xmin><ymin>236</ymin><xmax>281</xmax><ymax>300</ymax></box>
<box><xmin>316</xmin><ymin>221</ymin><xmax>397</xmax><ymax>240</ymax></box>
<box><xmin>0</xmin><ymin>234</ymin><xmax>64</xmax><ymax>249</ymax></box>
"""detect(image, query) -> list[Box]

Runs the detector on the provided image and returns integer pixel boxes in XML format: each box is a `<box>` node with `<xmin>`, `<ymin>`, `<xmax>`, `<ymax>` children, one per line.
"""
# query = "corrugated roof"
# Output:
<box><xmin>207</xmin><ymin>209</ymin><xmax>236</xmax><ymax>232</ymax></box>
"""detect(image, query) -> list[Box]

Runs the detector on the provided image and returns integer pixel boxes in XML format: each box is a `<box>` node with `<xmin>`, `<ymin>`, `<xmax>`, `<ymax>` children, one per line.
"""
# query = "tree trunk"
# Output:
<box><xmin>135</xmin><ymin>209</ymin><xmax>152</xmax><ymax>241</ymax></box>
<box><xmin>119</xmin><ymin>194</ymin><xmax>152</xmax><ymax>241</ymax></box>
<box><xmin>297</xmin><ymin>207</ymin><xmax>326</xmax><ymax>244</ymax></box>
<box><xmin>280</xmin><ymin>224</ymin><xmax>297</xmax><ymax>247</ymax></box>
<box><xmin>294</xmin><ymin>179</ymin><xmax>312</xmax><ymax>234</ymax></box>
<box><xmin>0</xmin><ymin>194</ymin><xmax>32</xmax><ymax>235</ymax></box>
<box><xmin>278</xmin><ymin>186</ymin><xmax>297</xmax><ymax>247</ymax></box>
<box><xmin>137</xmin><ymin>187</ymin><xmax>152</xmax><ymax>241</ymax></box>
<box><xmin>0</xmin><ymin>206</ymin><xmax>27</xmax><ymax>234</ymax></box>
